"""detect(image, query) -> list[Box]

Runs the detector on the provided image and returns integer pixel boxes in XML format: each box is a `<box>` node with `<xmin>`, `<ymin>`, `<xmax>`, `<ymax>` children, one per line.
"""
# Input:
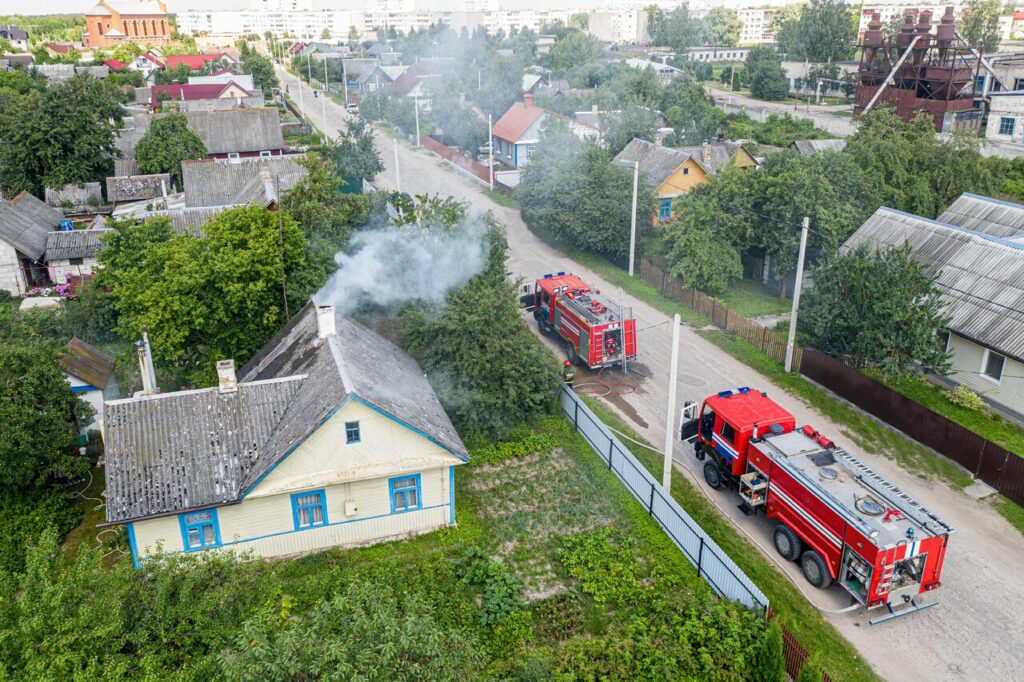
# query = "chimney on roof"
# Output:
<box><xmin>135</xmin><ymin>331</ymin><xmax>158</xmax><ymax>396</ymax></box>
<box><xmin>317</xmin><ymin>304</ymin><xmax>336</xmax><ymax>339</ymax></box>
<box><xmin>654</xmin><ymin>135</ymin><xmax>662</xmax><ymax>148</ymax></box>
<box><xmin>523</xmin><ymin>92</ymin><xmax>533</xmax><ymax>108</ymax></box>
<box><xmin>216</xmin><ymin>359</ymin><xmax>237</xmax><ymax>393</ymax></box>
<box><xmin>703</xmin><ymin>141</ymin><xmax>712</xmax><ymax>166</ymax></box>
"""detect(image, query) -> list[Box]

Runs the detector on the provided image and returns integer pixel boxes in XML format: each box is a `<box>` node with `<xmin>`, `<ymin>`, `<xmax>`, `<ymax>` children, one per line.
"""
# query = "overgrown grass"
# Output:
<box><xmin>717</xmin><ymin>278</ymin><xmax>791</xmax><ymax>318</ymax></box>
<box><xmin>995</xmin><ymin>495</ymin><xmax>1024</xmax><ymax>535</ymax></box>
<box><xmin>482</xmin><ymin>187</ymin><xmax>516</xmax><ymax>208</ymax></box>
<box><xmin>881</xmin><ymin>374</ymin><xmax>1024</xmax><ymax>459</ymax></box>
<box><xmin>698</xmin><ymin>329</ymin><xmax>974</xmax><ymax>490</ymax></box>
<box><xmin>62</xmin><ymin>468</ymin><xmax>113</xmax><ymax>558</ymax></box>
<box><xmin>580</xmin><ymin>396</ymin><xmax>880</xmax><ymax>682</ymax></box>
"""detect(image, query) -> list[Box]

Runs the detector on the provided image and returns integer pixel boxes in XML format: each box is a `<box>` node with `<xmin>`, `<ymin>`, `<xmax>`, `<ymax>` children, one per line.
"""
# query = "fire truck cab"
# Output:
<box><xmin>682</xmin><ymin>387</ymin><xmax>954</xmax><ymax>624</ymax></box>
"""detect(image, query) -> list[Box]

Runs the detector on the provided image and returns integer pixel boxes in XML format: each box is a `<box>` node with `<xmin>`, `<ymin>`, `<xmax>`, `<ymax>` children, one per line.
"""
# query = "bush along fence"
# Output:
<box><xmin>560</xmin><ymin>387</ymin><xmax>769</xmax><ymax>614</ymax></box>
<box><xmin>800</xmin><ymin>348</ymin><xmax>1024</xmax><ymax>506</ymax></box>
<box><xmin>639</xmin><ymin>260</ymin><xmax>801</xmax><ymax>368</ymax></box>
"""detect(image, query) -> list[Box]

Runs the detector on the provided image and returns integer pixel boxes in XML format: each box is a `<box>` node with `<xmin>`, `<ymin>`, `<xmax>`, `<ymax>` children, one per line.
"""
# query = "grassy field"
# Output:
<box><xmin>580</xmin><ymin>397</ymin><xmax>880</xmax><ymax>682</ymax></box>
<box><xmin>717</xmin><ymin>278</ymin><xmax>791</xmax><ymax>318</ymax></box>
<box><xmin>882</xmin><ymin>374</ymin><xmax>1024</xmax><ymax>459</ymax></box>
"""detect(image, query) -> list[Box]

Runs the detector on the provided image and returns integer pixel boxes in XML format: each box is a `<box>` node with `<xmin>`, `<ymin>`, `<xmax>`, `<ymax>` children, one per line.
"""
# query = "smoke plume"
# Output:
<box><xmin>317</xmin><ymin>225</ymin><xmax>487</xmax><ymax>314</ymax></box>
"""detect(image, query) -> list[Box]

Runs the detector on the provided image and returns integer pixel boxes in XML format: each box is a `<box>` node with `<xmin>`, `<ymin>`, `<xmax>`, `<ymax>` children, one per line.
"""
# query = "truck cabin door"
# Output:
<box><xmin>698</xmin><ymin>405</ymin><xmax>716</xmax><ymax>443</ymax></box>
<box><xmin>518</xmin><ymin>283</ymin><xmax>536</xmax><ymax>311</ymax></box>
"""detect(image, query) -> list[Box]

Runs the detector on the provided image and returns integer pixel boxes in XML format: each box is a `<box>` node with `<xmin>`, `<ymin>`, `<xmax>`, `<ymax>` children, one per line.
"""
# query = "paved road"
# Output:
<box><xmin>279</xmin><ymin>66</ymin><xmax>1024</xmax><ymax>681</ymax></box>
<box><xmin>705</xmin><ymin>84</ymin><xmax>857</xmax><ymax>138</ymax></box>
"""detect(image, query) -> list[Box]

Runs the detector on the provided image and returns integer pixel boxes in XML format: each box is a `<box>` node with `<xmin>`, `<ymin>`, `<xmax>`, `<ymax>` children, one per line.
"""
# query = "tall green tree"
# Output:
<box><xmin>134</xmin><ymin>112</ymin><xmax>207</xmax><ymax>187</ymax></box>
<box><xmin>775</xmin><ymin>0</ymin><xmax>856</xmax><ymax>63</ymax></box>
<box><xmin>960</xmin><ymin>0</ymin><xmax>1002</xmax><ymax>53</ymax></box>
<box><xmin>700</xmin><ymin>7</ymin><xmax>742</xmax><ymax>47</ymax></box>
<box><xmin>661</xmin><ymin>75</ymin><xmax>722</xmax><ymax>143</ymax></box>
<box><xmin>0</xmin><ymin>341</ymin><xmax>92</xmax><ymax>494</ymax></box>
<box><xmin>846</xmin><ymin>107</ymin><xmax>1001</xmax><ymax>218</ymax></box>
<box><xmin>544</xmin><ymin>30</ymin><xmax>603</xmax><ymax>77</ymax></box>
<box><xmin>646</xmin><ymin>4</ymin><xmax>699</xmax><ymax>52</ymax></box>
<box><xmin>402</xmin><ymin>229</ymin><xmax>560</xmax><ymax>438</ymax></box>
<box><xmin>601</xmin><ymin>105</ymin><xmax>660</xmax><ymax>155</ymax></box>
<box><xmin>0</xmin><ymin>75</ymin><xmax>123</xmax><ymax>197</ymax></box>
<box><xmin>101</xmin><ymin>207</ymin><xmax>306</xmax><ymax>384</ymax></box>
<box><xmin>746</xmin><ymin>46</ymin><xmax>789</xmax><ymax>101</ymax></box>
<box><xmin>801</xmin><ymin>244</ymin><xmax>951</xmax><ymax>378</ymax></box>
<box><xmin>328</xmin><ymin>117</ymin><xmax>384</xmax><ymax>182</ymax></box>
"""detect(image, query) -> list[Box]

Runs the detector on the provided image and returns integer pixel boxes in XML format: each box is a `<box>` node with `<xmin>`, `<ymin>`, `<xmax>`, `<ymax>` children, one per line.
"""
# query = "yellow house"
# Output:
<box><xmin>102</xmin><ymin>301</ymin><xmax>468</xmax><ymax>566</ymax></box>
<box><xmin>612</xmin><ymin>138</ymin><xmax>760</xmax><ymax>224</ymax></box>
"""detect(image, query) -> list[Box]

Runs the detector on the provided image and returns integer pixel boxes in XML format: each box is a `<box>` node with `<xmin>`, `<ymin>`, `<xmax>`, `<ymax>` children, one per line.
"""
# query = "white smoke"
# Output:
<box><xmin>317</xmin><ymin>225</ymin><xmax>488</xmax><ymax>314</ymax></box>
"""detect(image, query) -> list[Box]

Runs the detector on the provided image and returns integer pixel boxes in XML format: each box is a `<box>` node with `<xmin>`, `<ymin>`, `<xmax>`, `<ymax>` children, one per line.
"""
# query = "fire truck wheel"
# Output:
<box><xmin>703</xmin><ymin>461</ymin><xmax>725</xmax><ymax>489</ymax></box>
<box><xmin>800</xmin><ymin>550</ymin><xmax>833</xmax><ymax>589</ymax></box>
<box><xmin>773</xmin><ymin>525</ymin><xmax>802</xmax><ymax>562</ymax></box>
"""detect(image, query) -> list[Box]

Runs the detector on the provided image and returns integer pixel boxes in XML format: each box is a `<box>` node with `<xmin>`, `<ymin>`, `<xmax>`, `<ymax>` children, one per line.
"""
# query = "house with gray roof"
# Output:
<box><xmin>611</xmin><ymin>139</ymin><xmax>711</xmax><ymax>223</ymax></box>
<box><xmin>114</xmin><ymin>108</ymin><xmax>285</xmax><ymax>162</ymax></box>
<box><xmin>790</xmin><ymin>139</ymin><xmax>848</xmax><ymax>155</ymax></box>
<box><xmin>61</xmin><ymin>336</ymin><xmax>118</xmax><ymax>433</ymax></box>
<box><xmin>182</xmin><ymin>155</ymin><xmax>307</xmax><ymax>208</ymax></box>
<box><xmin>45</xmin><ymin>228</ymin><xmax>111</xmax><ymax>283</ymax></box>
<box><xmin>102</xmin><ymin>300</ymin><xmax>468</xmax><ymax>565</ymax></box>
<box><xmin>0</xmin><ymin>191</ymin><xmax>60</xmax><ymax>294</ymax></box>
<box><xmin>843</xmin><ymin>201</ymin><xmax>1024</xmax><ymax>416</ymax></box>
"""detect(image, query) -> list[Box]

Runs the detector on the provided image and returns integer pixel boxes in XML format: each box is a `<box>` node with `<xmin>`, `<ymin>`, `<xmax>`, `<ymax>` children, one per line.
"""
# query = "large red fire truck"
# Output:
<box><xmin>681</xmin><ymin>387</ymin><xmax>954</xmax><ymax>624</ymax></box>
<box><xmin>521</xmin><ymin>273</ymin><xmax>637</xmax><ymax>369</ymax></box>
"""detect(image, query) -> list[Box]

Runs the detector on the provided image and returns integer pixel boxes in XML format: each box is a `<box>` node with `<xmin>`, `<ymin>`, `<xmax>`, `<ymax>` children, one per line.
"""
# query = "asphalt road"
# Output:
<box><xmin>279</xmin><ymin>66</ymin><xmax>1024</xmax><ymax>681</ymax></box>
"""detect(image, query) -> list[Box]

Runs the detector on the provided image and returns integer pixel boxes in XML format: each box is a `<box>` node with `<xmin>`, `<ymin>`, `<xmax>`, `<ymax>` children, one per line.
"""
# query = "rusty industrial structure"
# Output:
<box><xmin>855</xmin><ymin>7</ymin><xmax>983</xmax><ymax>132</ymax></box>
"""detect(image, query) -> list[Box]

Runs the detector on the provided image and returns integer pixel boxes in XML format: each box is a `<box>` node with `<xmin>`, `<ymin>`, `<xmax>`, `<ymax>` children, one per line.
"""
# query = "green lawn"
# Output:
<box><xmin>881</xmin><ymin>374</ymin><xmax>1024</xmax><ymax>459</ymax></box>
<box><xmin>580</xmin><ymin>397</ymin><xmax>880</xmax><ymax>682</ymax></box>
<box><xmin>717</xmin><ymin>278</ymin><xmax>792</xmax><ymax>318</ymax></box>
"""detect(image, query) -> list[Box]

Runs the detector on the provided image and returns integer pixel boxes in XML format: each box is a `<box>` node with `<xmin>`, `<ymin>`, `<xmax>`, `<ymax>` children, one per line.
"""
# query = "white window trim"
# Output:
<box><xmin>259</xmin><ymin>150</ymin><xmax>272</xmax><ymax>157</ymax></box>
<box><xmin>981</xmin><ymin>347</ymin><xmax>1005</xmax><ymax>384</ymax></box>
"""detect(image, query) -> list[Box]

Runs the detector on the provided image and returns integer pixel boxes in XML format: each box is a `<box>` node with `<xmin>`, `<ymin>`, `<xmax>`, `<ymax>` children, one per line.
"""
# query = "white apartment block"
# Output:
<box><xmin>737</xmin><ymin>7</ymin><xmax>778</xmax><ymax>45</ymax></box>
<box><xmin>589</xmin><ymin>8</ymin><xmax>649</xmax><ymax>44</ymax></box>
<box><xmin>177</xmin><ymin>10</ymin><xmax>364</xmax><ymax>40</ymax></box>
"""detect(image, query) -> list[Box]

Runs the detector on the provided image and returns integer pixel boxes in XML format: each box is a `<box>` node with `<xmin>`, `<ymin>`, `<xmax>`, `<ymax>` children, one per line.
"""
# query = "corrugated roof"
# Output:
<box><xmin>151</xmin><ymin>81</ymin><xmax>252</xmax><ymax>107</ymax></box>
<box><xmin>165</xmin><ymin>53</ymin><xmax>235</xmax><ymax>70</ymax></box>
<box><xmin>938</xmin><ymin>193</ymin><xmax>1024</xmax><ymax>240</ymax></box>
<box><xmin>114</xmin><ymin>158</ymin><xmax>139</xmax><ymax>176</ymax></box>
<box><xmin>104</xmin><ymin>300</ymin><xmax>466</xmax><ymax>524</ymax></box>
<box><xmin>0</xmin><ymin>192</ymin><xmax>60</xmax><ymax>260</ymax></box>
<box><xmin>492</xmin><ymin>100</ymin><xmax>547</xmax><ymax>143</ymax></box>
<box><xmin>611</xmin><ymin>138</ymin><xmax>692</xmax><ymax>191</ymax></box>
<box><xmin>145</xmin><ymin>205</ymin><xmax>237</xmax><ymax>235</ymax></box>
<box><xmin>182</xmin><ymin>156</ymin><xmax>307</xmax><ymax>207</ymax></box>
<box><xmin>791</xmin><ymin>139</ymin><xmax>847</xmax><ymax>155</ymax></box>
<box><xmin>843</xmin><ymin>207</ymin><xmax>1024</xmax><ymax>362</ymax></box>
<box><xmin>61</xmin><ymin>337</ymin><xmax>114</xmax><ymax>389</ymax></box>
<box><xmin>45</xmin><ymin>228</ymin><xmax>112</xmax><ymax>261</ymax></box>
<box><xmin>183</xmin><ymin>108</ymin><xmax>284</xmax><ymax>155</ymax></box>
<box><xmin>673</xmin><ymin>141</ymin><xmax>747</xmax><ymax>174</ymax></box>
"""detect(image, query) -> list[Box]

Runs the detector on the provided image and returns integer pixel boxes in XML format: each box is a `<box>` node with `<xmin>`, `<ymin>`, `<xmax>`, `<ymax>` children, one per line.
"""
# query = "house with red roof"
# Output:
<box><xmin>491</xmin><ymin>94</ymin><xmax>550</xmax><ymax>168</ymax></box>
<box><xmin>104</xmin><ymin>58</ymin><xmax>127</xmax><ymax>70</ymax></box>
<box><xmin>151</xmin><ymin>81</ymin><xmax>253</xmax><ymax>109</ymax></box>
<box><xmin>165</xmin><ymin>53</ymin><xmax>238</xmax><ymax>71</ymax></box>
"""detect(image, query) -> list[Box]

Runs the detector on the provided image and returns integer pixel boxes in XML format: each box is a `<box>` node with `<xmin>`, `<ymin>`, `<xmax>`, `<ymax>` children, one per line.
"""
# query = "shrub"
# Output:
<box><xmin>947</xmin><ymin>384</ymin><xmax>986</xmax><ymax>412</ymax></box>
<box><xmin>456</xmin><ymin>546</ymin><xmax>524</xmax><ymax>625</ymax></box>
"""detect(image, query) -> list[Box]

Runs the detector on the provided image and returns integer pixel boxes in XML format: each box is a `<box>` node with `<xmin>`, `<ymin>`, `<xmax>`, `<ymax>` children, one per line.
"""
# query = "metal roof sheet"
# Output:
<box><xmin>45</xmin><ymin>228</ymin><xmax>112</xmax><ymax>261</ymax></box>
<box><xmin>844</xmin><ymin>207</ymin><xmax>1024</xmax><ymax>362</ymax></box>
<box><xmin>938</xmin><ymin>193</ymin><xmax>1024</xmax><ymax>240</ymax></box>
<box><xmin>60</xmin><ymin>337</ymin><xmax>114</xmax><ymax>389</ymax></box>
<box><xmin>0</xmin><ymin>192</ymin><xmax>60</xmax><ymax>260</ymax></box>
<box><xmin>182</xmin><ymin>156</ymin><xmax>307</xmax><ymax>207</ymax></box>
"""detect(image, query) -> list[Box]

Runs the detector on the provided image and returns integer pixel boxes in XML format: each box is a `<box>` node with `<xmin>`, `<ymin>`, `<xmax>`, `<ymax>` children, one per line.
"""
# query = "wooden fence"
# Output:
<box><xmin>639</xmin><ymin>260</ymin><xmax>801</xmax><ymax>368</ymax></box>
<box><xmin>800</xmin><ymin>348</ymin><xmax>1024</xmax><ymax>506</ymax></box>
<box><xmin>420</xmin><ymin>135</ymin><xmax>492</xmax><ymax>184</ymax></box>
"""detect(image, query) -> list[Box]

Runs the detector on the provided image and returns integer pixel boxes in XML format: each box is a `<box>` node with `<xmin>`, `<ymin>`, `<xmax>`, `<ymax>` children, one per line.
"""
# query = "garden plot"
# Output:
<box><xmin>464</xmin><ymin>445</ymin><xmax>621</xmax><ymax>600</ymax></box>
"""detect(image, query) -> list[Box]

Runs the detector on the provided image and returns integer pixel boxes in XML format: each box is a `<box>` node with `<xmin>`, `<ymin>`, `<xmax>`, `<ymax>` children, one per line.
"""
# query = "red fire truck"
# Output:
<box><xmin>681</xmin><ymin>387</ymin><xmax>954</xmax><ymax>624</ymax></box>
<box><xmin>522</xmin><ymin>273</ymin><xmax>637</xmax><ymax>369</ymax></box>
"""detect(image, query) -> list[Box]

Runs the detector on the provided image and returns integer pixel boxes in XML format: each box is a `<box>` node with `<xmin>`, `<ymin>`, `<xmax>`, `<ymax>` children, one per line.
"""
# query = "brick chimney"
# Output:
<box><xmin>523</xmin><ymin>92</ymin><xmax>533</xmax><ymax>108</ymax></box>
<box><xmin>216</xmin><ymin>359</ymin><xmax>237</xmax><ymax>393</ymax></box>
<box><xmin>317</xmin><ymin>304</ymin><xmax>336</xmax><ymax>339</ymax></box>
<box><xmin>702</xmin><ymin>142</ymin><xmax>712</xmax><ymax>166</ymax></box>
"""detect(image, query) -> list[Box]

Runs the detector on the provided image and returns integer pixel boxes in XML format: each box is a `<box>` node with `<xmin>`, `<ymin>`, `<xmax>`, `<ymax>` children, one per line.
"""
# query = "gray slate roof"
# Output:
<box><xmin>103</xmin><ymin>300</ymin><xmax>466</xmax><ymax>524</ymax></box>
<box><xmin>184</xmin><ymin>108</ymin><xmax>284</xmax><ymax>155</ymax></box>
<box><xmin>791</xmin><ymin>139</ymin><xmax>847</xmax><ymax>155</ymax></box>
<box><xmin>182</xmin><ymin>156</ymin><xmax>307</xmax><ymax>207</ymax></box>
<box><xmin>937</xmin><ymin>193</ymin><xmax>1024</xmax><ymax>240</ymax></box>
<box><xmin>45</xmin><ymin>182</ymin><xmax>103</xmax><ymax>208</ymax></box>
<box><xmin>115</xmin><ymin>113</ymin><xmax>151</xmax><ymax>159</ymax></box>
<box><xmin>145</xmin><ymin>205</ymin><xmax>238</xmax><ymax>235</ymax></box>
<box><xmin>611</xmin><ymin>138</ymin><xmax>692</xmax><ymax>193</ymax></box>
<box><xmin>843</xmin><ymin>206</ymin><xmax>1024</xmax><ymax>362</ymax></box>
<box><xmin>674</xmin><ymin>141</ymin><xmax>746</xmax><ymax>174</ymax></box>
<box><xmin>45</xmin><ymin>228</ymin><xmax>111</xmax><ymax>261</ymax></box>
<box><xmin>114</xmin><ymin>159</ymin><xmax>139</xmax><ymax>177</ymax></box>
<box><xmin>0</xmin><ymin>191</ymin><xmax>61</xmax><ymax>260</ymax></box>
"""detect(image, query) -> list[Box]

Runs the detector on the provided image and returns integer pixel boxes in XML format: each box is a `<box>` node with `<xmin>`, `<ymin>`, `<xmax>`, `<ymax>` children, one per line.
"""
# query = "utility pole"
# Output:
<box><xmin>321</xmin><ymin>57</ymin><xmax>328</xmax><ymax>137</ymax></box>
<box><xmin>342</xmin><ymin>58</ymin><xmax>349</xmax><ymax>105</ymax></box>
<box><xmin>414</xmin><ymin>94</ymin><xmax>421</xmax><ymax>147</ymax></box>
<box><xmin>297</xmin><ymin>52</ymin><xmax>304</xmax><ymax>112</ymax></box>
<box><xmin>393</xmin><ymin>138</ymin><xmax>401</xmax><ymax>193</ymax></box>
<box><xmin>730</xmin><ymin>65</ymin><xmax>735</xmax><ymax>91</ymax></box>
<box><xmin>662</xmin><ymin>313</ymin><xmax>681</xmax><ymax>491</ymax></box>
<box><xmin>628</xmin><ymin>160</ymin><xmax>639</xmax><ymax>277</ymax></box>
<box><xmin>488</xmin><ymin>114</ymin><xmax>495</xmax><ymax>190</ymax></box>
<box><xmin>784</xmin><ymin>216</ymin><xmax>810</xmax><ymax>373</ymax></box>
<box><xmin>275</xmin><ymin>174</ymin><xmax>289</xmax><ymax>322</ymax></box>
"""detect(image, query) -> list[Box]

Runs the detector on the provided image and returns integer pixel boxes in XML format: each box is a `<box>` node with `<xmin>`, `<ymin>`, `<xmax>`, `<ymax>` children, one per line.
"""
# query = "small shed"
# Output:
<box><xmin>45</xmin><ymin>228</ymin><xmax>111</xmax><ymax>283</ymax></box>
<box><xmin>60</xmin><ymin>337</ymin><xmax>118</xmax><ymax>433</ymax></box>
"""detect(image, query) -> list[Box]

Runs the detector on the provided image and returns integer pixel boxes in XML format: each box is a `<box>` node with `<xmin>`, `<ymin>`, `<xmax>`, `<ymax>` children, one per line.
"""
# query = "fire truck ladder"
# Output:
<box><xmin>831</xmin><ymin>448</ymin><xmax>955</xmax><ymax>535</ymax></box>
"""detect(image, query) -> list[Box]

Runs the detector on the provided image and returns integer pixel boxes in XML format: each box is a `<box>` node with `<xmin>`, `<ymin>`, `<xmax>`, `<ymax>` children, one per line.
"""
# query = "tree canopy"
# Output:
<box><xmin>134</xmin><ymin>112</ymin><xmax>207</xmax><ymax>187</ymax></box>
<box><xmin>801</xmin><ymin>244</ymin><xmax>951</xmax><ymax>378</ymax></box>
<box><xmin>960</xmin><ymin>0</ymin><xmax>1002</xmax><ymax>53</ymax></box>
<box><xmin>0</xmin><ymin>75</ymin><xmax>123</xmax><ymax>197</ymax></box>
<box><xmin>746</xmin><ymin>46</ymin><xmax>789</xmax><ymax>101</ymax></box>
<box><xmin>402</xmin><ymin>228</ymin><xmax>560</xmax><ymax>438</ymax></box>
<box><xmin>101</xmin><ymin>207</ymin><xmax>306</xmax><ymax>385</ymax></box>
<box><xmin>700</xmin><ymin>8</ymin><xmax>742</xmax><ymax>47</ymax></box>
<box><xmin>775</xmin><ymin>0</ymin><xmax>857</xmax><ymax>63</ymax></box>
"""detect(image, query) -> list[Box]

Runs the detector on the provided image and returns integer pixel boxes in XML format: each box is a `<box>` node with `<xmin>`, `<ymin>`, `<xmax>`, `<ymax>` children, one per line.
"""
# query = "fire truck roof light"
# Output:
<box><xmin>557</xmin><ymin>271</ymin><xmax>565</xmax><ymax>275</ymax></box>
<box><xmin>737</xmin><ymin>386</ymin><xmax>750</xmax><ymax>393</ymax></box>
<box><xmin>717</xmin><ymin>390</ymin><xmax>733</xmax><ymax>398</ymax></box>
<box><xmin>543</xmin><ymin>273</ymin><xmax>552</xmax><ymax>278</ymax></box>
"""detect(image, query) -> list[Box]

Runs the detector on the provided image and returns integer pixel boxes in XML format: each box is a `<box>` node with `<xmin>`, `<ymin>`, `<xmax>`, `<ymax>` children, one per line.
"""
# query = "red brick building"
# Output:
<box><xmin>85</xmin><ymin>0</ymin><xmax>171</xmax><ymax>49</ymax></box>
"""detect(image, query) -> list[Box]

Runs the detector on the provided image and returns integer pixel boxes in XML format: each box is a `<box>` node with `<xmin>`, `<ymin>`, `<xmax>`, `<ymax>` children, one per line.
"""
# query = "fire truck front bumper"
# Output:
<box><xmin>868</xmin><ymin>594</ymin><xmax>939</xmax><ymax>625</ymax></box>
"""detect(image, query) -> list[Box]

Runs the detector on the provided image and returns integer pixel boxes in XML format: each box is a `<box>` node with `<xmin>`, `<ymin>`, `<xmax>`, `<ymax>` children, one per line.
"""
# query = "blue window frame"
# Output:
<box><xmin>389</xmin><ymin>474</ymin><xmax>421</xmax><ymax>513</ymax></box>
<box><xmin>345</xmin><ymin>420</ymin><xmax>360</xmax><ymax>444</ymax></box>
<box><xmin>179</xmin><ymin>509</ymin><xmax>221</xmax><ymax>551</ymax></box>
<box><xmin>999</xmin><ymin>116</ymin><xmax>1016</xmax><ymax>136</ymax></box>
<box><xmin>291</xmin><ymin>490</ymin><xmax>328</xmax><ymax>529</ymax></box>
<box><xmin>658</xmin><ymin>199</ymin><xmax>673</xmax><ymax>221</ymax></box>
